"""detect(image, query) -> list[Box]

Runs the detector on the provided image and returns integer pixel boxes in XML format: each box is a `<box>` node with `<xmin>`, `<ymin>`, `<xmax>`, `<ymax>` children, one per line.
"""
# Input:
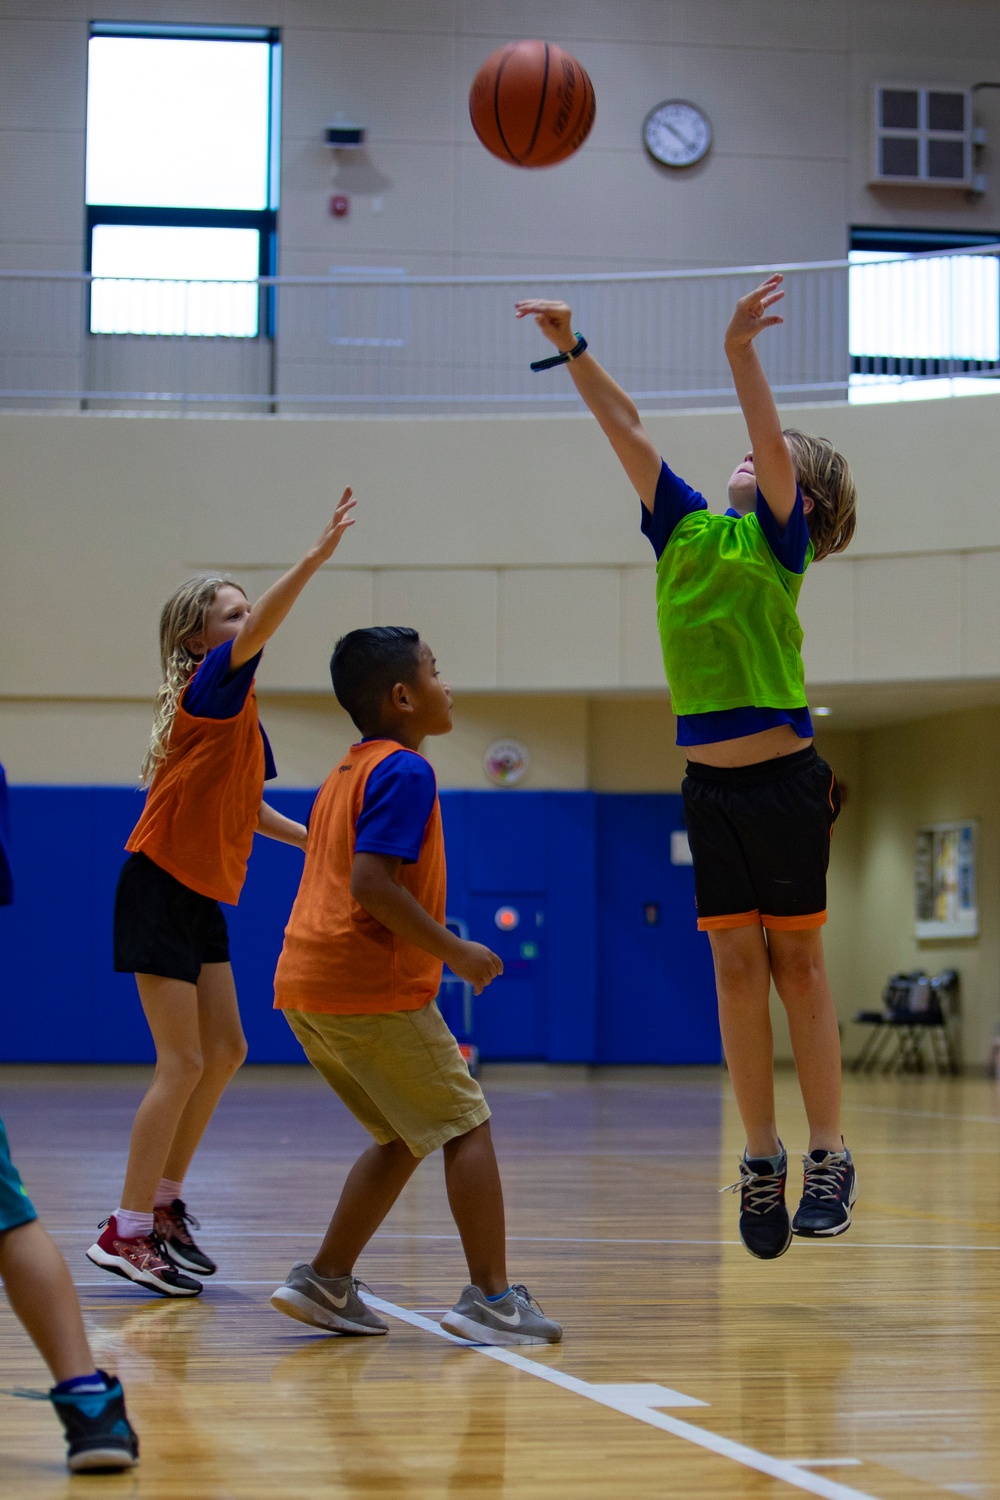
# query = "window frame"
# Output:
<box><xmin>85</xmin><ymin>22</ymin><xmax>280</xmax><ymax>340</ymax></box>
<box><xmin>849</xmin><ymin>225</ymin><xmax>1000</xmax><ymax>380</ymax></box>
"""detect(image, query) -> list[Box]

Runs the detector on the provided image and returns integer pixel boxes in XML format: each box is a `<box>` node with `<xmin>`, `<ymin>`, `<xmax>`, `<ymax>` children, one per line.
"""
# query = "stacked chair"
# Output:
<box><xmin>851</xmin><ymin>969</ymin><xmax>960</xmax><ymax>1075</ymax></box>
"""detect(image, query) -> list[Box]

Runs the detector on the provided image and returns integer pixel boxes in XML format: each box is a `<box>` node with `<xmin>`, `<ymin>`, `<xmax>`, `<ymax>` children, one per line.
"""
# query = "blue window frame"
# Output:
<box><xmin>85</xmin><ymin>22</ymin><xmax>280</xmax><ymax>338</ymax></box>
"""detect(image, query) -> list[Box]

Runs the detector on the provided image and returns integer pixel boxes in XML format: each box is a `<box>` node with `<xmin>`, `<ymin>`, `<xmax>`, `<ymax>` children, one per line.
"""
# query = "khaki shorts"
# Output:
<box><xmin>283</xmin><ymin>1001</ymin><xmax>490</xmax><ymax>1158</ymax></box>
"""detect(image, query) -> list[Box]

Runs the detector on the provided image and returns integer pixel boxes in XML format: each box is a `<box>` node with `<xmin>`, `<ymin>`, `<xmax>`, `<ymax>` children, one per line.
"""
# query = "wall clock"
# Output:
<box><xmin>642</xmin><ymin>100</ymin><xmax>712</xmax><ymax>168</ymax></box>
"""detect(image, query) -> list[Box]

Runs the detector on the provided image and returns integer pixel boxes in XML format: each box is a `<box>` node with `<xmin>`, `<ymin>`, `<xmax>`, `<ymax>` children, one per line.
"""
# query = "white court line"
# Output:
<box><xmin>363</xmin><ymin>1295</ymin><xmax>879</xmax><ymax>1500</ymax></box>
<box><xmin>790</xmin><ymin>1460</ymin><xmax>863</xmax><ymax>1469</ymax></box>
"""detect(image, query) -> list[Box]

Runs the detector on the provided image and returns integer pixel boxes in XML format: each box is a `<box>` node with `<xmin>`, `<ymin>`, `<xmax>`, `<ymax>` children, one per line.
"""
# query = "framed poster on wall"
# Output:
<box><xmin>914</xmin><ymin>821</ymin><xmax>978</xmax><ymax>940</ymax></box>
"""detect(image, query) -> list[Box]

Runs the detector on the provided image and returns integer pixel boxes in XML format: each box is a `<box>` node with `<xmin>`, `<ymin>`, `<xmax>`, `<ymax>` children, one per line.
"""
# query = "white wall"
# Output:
<box><xmin>3</xmin><ymin>0</ymin><xmax>1000</xmax><ymax>282</ymax></box>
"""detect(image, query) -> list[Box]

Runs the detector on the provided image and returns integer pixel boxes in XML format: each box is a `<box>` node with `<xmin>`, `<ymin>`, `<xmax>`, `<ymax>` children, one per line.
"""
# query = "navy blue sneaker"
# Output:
<box><xmin>723</xmin><ymin>1150</ymin><xmax>792</xmax><ymax>1260</ymax></box>
<box><xmin>792</xmin><ymin>1148</ymin><xmax>857</xmax><ymax>1238</ymax></box>
<box><xmin>49</xmin><ymin>1373</ymin><xmax>139</xmax><ymax>1473</ymax></box>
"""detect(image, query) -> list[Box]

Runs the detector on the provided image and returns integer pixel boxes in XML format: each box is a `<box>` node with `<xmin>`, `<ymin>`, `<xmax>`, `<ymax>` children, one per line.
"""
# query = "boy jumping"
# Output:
<box><xmin>269</xmin><ymin>627</ymin><xmax>561</xmax><ymax>1345</ymax></box>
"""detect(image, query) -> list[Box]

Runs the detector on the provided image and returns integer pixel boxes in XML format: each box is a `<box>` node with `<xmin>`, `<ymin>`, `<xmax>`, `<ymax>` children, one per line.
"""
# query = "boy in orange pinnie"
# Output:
<box><xmin>270</xmin><ymin>627</ymin><xmax>561</xmax><ymax>1345</ymax></box>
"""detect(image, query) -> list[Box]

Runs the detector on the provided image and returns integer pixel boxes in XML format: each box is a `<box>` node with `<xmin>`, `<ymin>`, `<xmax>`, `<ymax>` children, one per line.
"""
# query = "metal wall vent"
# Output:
<box><xmin>872</xmin><ymin>86</ymin><xmax>973</xmax><ymax>187</ymax></box>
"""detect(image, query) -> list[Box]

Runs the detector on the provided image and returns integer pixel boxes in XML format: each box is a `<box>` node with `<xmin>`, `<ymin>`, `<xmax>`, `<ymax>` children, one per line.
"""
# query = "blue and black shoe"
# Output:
<box><xmin>723</xmin><ymin>1149</ymin><xmax>792</xmax><ymax>1260</ymax></box>
<box><xmin>50</xmin><ymin>1372</ymin><xmax>139</xmax><ymax>1473</ymax></box>
<box><xmin>792</xmin><ymin>1147</ymin><xmax>857</xmax><ymax>1238</ymax></box>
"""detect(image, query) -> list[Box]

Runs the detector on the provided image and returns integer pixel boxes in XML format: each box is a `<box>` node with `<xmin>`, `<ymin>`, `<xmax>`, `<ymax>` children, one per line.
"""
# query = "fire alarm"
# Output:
<box><xmin>330</xmin><ymin>194</ymin><xmax>349</xmax><ymax>218</ymax></box>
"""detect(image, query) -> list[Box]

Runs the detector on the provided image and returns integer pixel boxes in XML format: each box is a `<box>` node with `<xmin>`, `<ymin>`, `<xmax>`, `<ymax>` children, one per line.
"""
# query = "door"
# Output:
<box><xmin>596</xmin><ymin>794</ymin><xmax>720</xmax><ymax>1064</ymax></box>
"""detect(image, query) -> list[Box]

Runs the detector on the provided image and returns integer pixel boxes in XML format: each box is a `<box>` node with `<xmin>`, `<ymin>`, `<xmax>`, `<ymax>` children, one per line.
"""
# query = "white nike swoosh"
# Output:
<box><xmin>311</xmin><ymin>1282</ymin><xmax>350</xmax><ymax>1309</ymax></box>
<box><xmin>487</xmin><ymin>1304</ymin><xmax>521</xmax><ymax>1325</ymax></box>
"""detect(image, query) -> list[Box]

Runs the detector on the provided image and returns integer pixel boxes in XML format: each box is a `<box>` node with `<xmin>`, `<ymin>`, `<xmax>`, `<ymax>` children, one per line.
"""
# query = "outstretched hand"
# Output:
<box><xmin>725</xmin><ymin>274</ymin><xmax>785</xmax><ymax>355</ymax></box>
<box><xmin>309</xmin><ymin>487</ymin><xmax>356</xmax><ymax>564</ymax></box>
<box><xmin>514</xmin><ymin>299</ymin><xmax>577</xmax><ymax>353</ymax></box>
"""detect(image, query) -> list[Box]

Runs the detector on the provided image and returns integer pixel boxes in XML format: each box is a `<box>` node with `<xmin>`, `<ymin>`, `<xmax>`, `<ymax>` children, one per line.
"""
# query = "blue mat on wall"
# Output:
<box><xmin>0</xmin><ymin>787</ymin><xmax>719</xmax><ymax>1066</ymax></box>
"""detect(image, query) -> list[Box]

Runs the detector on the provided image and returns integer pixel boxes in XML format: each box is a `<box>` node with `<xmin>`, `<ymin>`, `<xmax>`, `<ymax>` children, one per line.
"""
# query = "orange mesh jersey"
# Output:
<box><xmin>274</xmin><ymin>740</ymin><xmax>446</xmax><ymax>1015</ymax></box>
<box><xmin>126</xmin><ymin>689</ymin><xmax>265</xmax><ymax>906</ymax></box>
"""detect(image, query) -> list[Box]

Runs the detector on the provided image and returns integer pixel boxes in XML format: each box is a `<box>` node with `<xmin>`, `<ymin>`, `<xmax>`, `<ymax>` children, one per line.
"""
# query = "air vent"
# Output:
<box><xmin>872</xmin><ymin>85</ymin><xmax>972</xmax><ymax>187</ymax></box>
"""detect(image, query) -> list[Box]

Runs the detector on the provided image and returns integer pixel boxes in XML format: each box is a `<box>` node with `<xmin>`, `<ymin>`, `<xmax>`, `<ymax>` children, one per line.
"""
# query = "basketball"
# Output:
<box><xmin>469</xmin><ymin>39</ymin><xmax>595</xmax><ymax>168</ymax></box>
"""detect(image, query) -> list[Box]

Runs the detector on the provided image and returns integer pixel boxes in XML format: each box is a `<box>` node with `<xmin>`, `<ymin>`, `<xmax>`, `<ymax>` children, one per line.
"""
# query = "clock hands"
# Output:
<box><xmin>663</xmin><ymin>119</ymin><xmax>697</xmax><ymax>152</ymax></box>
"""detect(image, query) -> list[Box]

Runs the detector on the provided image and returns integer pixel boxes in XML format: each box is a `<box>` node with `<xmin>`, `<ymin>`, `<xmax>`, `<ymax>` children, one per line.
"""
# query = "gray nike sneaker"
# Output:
<box><xmin>440</xmin><ymin>1283</ymin><xmax>562</xmax><ymax>1346</ymax></box>
<box><xmin>269</xmin><ymin>1262</ymin><xmax>388</xmax><ymax>1335</ymax></box>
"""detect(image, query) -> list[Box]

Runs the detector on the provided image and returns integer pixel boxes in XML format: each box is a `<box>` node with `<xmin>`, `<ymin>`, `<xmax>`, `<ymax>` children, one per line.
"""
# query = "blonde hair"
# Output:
<box><xmin>783</xmin><ymin>429</ymin><xmax>857</xmax><ymax>562</ymax></box>
<box><xmin>140</xmin><ymin>574</ymin><xmax>246</xmax><ymax>787</ymax></box>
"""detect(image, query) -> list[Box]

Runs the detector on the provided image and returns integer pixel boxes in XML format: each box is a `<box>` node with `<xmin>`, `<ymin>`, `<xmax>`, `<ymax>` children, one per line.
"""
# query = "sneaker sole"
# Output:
<box><xmin>269</xmin><ymin>1285</ymin><xmax>387</xmax><ymax>1335</ymax></box>
<box><xmin>68</xmin><ymin>1447</ymin><xmax>139</xmax><ymax>1473</ymax></box>
<box><xmin>161</xmin><ymin>1242</ymin><xmax>217</xmax><ymax>1276</ymax></box>
<box><xmin>791</xmin><ymin>1208</ymin><xmax>854</xmax><ymax>1238</ymax></box>
<box><xmin>86</xmin><ymin>1244</ymin><xmax>202</xmax><ymax>1298</ymax></box>
<box><xmin>440</xmin><ymin>1310</ymin><xmax>561</xmax><ymax>1346</ymax></box>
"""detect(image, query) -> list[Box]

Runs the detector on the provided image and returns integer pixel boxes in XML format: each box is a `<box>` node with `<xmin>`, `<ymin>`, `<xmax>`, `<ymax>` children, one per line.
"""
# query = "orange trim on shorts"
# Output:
<box><xmin>760</xmin><ymin>910</ymin><xmax>827</xmax><ymax>931</ymax></box>
<box><xmin>697</xmin><ymin>909</ymin><xmax>761</xmax><ymax>932</ymax></box>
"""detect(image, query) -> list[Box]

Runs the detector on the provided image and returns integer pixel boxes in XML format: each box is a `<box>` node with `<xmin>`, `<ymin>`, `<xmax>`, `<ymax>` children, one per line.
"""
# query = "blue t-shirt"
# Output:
<box><xmin>641</xmin><ymin>460</ymin><xmax>814</xmax><ymax>746</ymax></box>
<box><xmin>354</xmin><ymin>744</ymin><xmax>437</xmax><ymax>865</ymax></box>
<box><xmin>182</xmin><ymin>639</ymin><xmax>277</xmax><ymax>780</ymax></box>
<box><xmin>0</xmin><ymin>764</ymin><xmax>13</xmax><ymax>906</ymax></box>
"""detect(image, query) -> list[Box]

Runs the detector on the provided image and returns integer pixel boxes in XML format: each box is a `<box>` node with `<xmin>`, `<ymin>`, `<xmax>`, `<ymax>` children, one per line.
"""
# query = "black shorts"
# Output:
<box><xmin>682</xmin><ymin>746</ymin><xmax>840</xmax><ymax>933</ymax></box>
<box><xmin>113</xmin><ymin>852</ymin><xmax>230</xmax><ymax>984</ymax></box>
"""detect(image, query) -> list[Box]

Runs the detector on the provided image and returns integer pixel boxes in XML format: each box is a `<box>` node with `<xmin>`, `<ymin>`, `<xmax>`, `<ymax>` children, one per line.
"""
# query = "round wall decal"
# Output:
<box><xmin>484</xmin><ymin>738</ymin><xmax>530</xmax><ymax>787</ymax></box>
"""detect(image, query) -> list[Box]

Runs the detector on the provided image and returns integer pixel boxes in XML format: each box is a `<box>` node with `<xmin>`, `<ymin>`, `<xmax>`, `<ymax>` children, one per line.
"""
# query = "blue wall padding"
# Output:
<box><xmin>0</xmin><ymin>787</ymin><xmax>719</xmax><ymax>1066</ymax></box>
<box><xmin>596</xmin><ymin>796</ymin><xmax>720</xmax><ymax>1064</ymax></box>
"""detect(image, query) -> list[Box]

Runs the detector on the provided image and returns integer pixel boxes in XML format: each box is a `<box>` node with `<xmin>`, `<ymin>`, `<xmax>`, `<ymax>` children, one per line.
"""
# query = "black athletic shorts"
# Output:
<box><xmin>682</xmin><ymin>746</ymin><xmax>840</xmax><ymax>933</ymax></box>
<box><xmin>113</xmin><ymin>852</ymin><xmax>230</xmax><ymax>984</ymax></box>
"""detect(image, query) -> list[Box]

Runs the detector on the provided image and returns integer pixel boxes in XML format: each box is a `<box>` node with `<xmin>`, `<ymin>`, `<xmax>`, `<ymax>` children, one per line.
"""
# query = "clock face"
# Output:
<box><xmin>643</xmin><ymin>100</ymin><xmax>712</xmax><ymax>168</ymax></box>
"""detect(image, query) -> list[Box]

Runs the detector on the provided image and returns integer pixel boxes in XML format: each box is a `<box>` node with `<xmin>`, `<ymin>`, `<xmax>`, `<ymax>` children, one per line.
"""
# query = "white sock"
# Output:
<box><xmin>114</xmin><ymin>1208</ymin><xmax>154</xmax><ymax>1240</ymax></box>
<box><xmin>154</xmin><ymin>1177</ymin><xmax>184</xmax><ymax>1209</ymax></box>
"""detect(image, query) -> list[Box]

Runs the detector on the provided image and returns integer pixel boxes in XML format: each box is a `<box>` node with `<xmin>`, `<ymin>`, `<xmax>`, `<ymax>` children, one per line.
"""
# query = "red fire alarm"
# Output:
<box><xmin>330</xmin><ymin>194</ymin><xmax>349</xmax><ymax>218</ymax></box>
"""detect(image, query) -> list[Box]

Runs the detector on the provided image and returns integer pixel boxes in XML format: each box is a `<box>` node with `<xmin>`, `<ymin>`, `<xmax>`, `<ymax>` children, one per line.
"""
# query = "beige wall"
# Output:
<box><xmin>4</xmin><ymin>0</ymin><xmax>1000</xmax><ymax>281</ymax></box>
<box><xmin>4</xmin><ymin>392</ymin><xmax>1000</xmax><ymax>704</ymax></box>
<box><xmin>852</xmin><ymin>707</ymin><xmax>1000</xmax><ymax>1070</ymax></box>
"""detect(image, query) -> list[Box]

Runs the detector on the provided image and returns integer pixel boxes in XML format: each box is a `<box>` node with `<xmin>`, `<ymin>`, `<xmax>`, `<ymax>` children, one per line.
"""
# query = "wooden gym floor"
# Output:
<box><xmin>2</xmin><ymin>1062</ymin><xmax>999</xmax><ymax>1499</ymax></box>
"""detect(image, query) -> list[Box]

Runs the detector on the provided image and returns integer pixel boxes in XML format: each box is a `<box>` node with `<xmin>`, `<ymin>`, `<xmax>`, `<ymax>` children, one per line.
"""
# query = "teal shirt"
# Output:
<box><xmin>654</xmin><ymin>508</ymin><xmax>813</xmax><ymax>718</ymax></box>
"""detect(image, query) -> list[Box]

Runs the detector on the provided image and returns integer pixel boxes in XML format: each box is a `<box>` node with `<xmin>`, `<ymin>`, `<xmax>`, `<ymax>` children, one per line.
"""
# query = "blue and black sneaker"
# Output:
<box><xmin>50</xmin><ymin>1372</ymin><xmax>139</xmax><ymax>1473</ymax></box>
<box><xmin>723</xmin><ymin>1149</ymin><xmax>792</xmax><ymax>1260</ymax></box>
<box><xmin>792</xmin><ymin>1147</ymin><xmax>857</xmax><ymax>1238</ymax></box>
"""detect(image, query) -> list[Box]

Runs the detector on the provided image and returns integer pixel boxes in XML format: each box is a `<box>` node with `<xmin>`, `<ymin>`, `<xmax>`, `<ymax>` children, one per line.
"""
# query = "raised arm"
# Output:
<box><xmin>229</xmin><ymin>488</ymin><xmax>356</xmax><ymax>669</ymax></box>
<box><xmin>724</xmin><ymin>275</ymin><xmax>798</xmax><ymax>526</ymax></box>
<box><xmin>515</xmin><ymin>300</ymin><xmax>662</xmax><ymax>511</ymax></box>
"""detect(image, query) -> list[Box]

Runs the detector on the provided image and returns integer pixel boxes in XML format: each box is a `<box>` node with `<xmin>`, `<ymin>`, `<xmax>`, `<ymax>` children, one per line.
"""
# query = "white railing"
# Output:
<box><xmin>1</xmin><ymin>247</ymin><xmax>998</xmax><ymax>415</ymax></box>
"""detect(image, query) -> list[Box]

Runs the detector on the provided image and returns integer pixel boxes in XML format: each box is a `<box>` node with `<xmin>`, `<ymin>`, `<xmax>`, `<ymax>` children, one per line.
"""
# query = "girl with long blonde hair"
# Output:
<box><xmin>87</xmin><ymin>490</ymin><xmax>355</xmax><ymax>1297</ymax></box>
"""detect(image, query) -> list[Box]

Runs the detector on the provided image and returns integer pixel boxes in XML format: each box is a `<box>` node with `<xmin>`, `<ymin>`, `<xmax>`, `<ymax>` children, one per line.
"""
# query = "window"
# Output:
<box><xmin>849</xmin><ymin>227</ymin><xmax>1000</xmax><ymax>403</ymax></box>
<box><xmin>85</xmin><ymin>23</ymin><xmax>280</xmax><ymax>337</ymax></box>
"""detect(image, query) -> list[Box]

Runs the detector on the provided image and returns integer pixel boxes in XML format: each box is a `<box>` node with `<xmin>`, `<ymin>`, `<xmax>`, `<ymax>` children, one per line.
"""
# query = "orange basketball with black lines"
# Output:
<box><xmin>469</xmin><ymin>39</ymin><xmax>595</xmax><ymax>168</ymax></box>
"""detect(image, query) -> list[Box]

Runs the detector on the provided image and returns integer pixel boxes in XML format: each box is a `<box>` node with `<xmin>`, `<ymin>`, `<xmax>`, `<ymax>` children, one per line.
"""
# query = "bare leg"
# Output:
<box><xmin>708</xmin><ymin>926</ymin><xmax>781</xmax><ymax>1159</ymax></box>
<box><xmin>120</xmin><ymin>975</ymin><xmax>203</xmax><ymax>1213</ymax></box>
<box><xmin>162</xmin><ymin>963</ymin><xmax>247</xmax><ymax>1184</ymax></box>
<box><xmin>312</xmin><ymin>1139</ymin><xmax>420</xmax><ymax>1279</ymax></box>
<box><xmin>768</xmin><ymin>928</ymin><xmax>842</xmax><ymax>1153</ymax></box>
<box><xmin>0</xmin><ymin>1221</ymin><xmax>95</xmax><ymax>1383</ymax></box>
<box><xmin>442</xmin><ymin>1121</ymin><xmax>507</xmax><ymax>1297</ymax></box>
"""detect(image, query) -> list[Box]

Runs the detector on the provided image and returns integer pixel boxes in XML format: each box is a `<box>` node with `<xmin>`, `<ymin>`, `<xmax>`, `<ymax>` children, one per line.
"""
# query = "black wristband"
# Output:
<box><xmin>530</xmin><ymin>334</ymin><xmax>588</xmax><ymax>373</ymax></box>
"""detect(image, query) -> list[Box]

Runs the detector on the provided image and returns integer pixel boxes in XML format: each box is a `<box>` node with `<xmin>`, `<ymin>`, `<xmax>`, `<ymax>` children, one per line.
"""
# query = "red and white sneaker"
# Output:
<box><xmin>154</xmin><ymin>1199</ymin><xmax>217</xmax><ymax>1277</ymax></box>
<box><xmin>86</xmin><ymin>1216</ymin><xmax>203</xmax><ymax>1298</ymax></box>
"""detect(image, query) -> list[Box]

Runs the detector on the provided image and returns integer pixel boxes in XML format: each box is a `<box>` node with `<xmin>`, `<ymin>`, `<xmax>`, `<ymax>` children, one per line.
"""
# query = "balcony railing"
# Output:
<box><xmin>2</xmin><ymin>246</ymin><xmax>999</xmax><ymax>416</ymax></box>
